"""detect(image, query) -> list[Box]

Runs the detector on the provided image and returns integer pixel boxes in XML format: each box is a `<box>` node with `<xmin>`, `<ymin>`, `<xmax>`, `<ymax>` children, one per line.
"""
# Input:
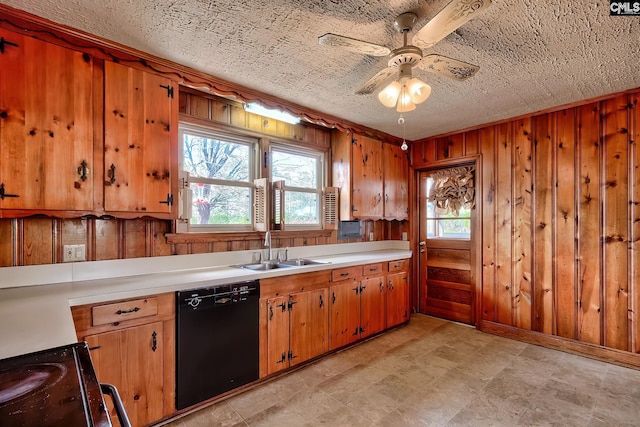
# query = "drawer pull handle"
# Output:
<box><xmin>88</xmin><ymin>345</ymin><xmax>102</xmax><ymax>351</ymax></box>
<box><xmin>332</xmin><ymin>292</ymin><xmax>336</xmax><ymax>304</ymax></box>
<box><xmin>319</xmin><ymin>294</ymin><xmax>324</xmax><ymax>308</ymax></box>
<box><xmin>340</xmin><ymin>272</ymin><xmax>349</xmax><ymax>277</ymax></box>
<box><xmin>115</xmin><ymin>307</ymin><xmax>140</xmax><ymax>315</ymax></box>
<box><xmin>269</xmin><ymin>306</ymin><xmax>274</xmax><ymax>320</ymax></box>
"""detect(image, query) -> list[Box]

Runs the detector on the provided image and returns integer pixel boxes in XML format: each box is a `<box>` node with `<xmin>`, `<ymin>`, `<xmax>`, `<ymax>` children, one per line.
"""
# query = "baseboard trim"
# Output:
<box><xmin>479</xmin><ymin>321</ymin><xmax>640</xmax><ymax>370</ymax></box>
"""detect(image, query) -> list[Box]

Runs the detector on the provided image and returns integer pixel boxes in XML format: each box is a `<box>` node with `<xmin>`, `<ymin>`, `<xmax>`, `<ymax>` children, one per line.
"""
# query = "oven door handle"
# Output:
<box><xmin>100</xmin><ymin>383</ymin><xmax>132</xmax><ymax>427</ymax></box>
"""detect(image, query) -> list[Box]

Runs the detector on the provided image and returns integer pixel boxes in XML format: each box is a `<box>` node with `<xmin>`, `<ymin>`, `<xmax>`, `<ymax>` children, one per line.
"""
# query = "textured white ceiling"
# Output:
<box><xmin>2</xmin><ymin>0</ymin><xmax>640</xmax><ymax>140</ymax></box>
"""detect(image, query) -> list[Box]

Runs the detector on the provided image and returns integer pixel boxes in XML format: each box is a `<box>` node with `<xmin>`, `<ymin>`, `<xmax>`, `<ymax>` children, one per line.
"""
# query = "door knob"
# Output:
<box><xmin>419</xmin><ymin>241</ymin><xmax>426</xmax><ymax>246</ymax></box>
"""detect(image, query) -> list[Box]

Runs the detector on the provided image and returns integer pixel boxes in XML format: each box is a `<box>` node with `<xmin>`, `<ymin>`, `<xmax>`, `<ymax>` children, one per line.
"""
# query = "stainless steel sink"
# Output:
<box><xmin>235</xmin><ymin>262</ymin><xmax>294</xmax><ymax>271</ymax></box>
<box><xmin>233</xmin><ymin>259</ymin><xmax>327</xmax><ymax>270</ymax></box>
<box><xmin>278</xmin><ymin>258</ymin><xmax>327</xmax><ymax>266</ymax></box>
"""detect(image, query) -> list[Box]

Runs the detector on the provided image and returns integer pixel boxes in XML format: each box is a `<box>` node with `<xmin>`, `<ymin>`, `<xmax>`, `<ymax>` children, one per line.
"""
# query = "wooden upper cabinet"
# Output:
<box><xmin>0</xmin><ymin>28</ymin><xmax>94</xmax><ymax>214</ymax></box>
<box><xmin>352</xmin><ymin>134</ymin><xmax>384</xmax><ymax>219</ymax></box>
<box><xmin>331</xmin><ymin>130</ymin><xmax>407</xmax><ymax>220</ymax></box>
<box><xmin>383</xmin><ymin>143</ymin><xmax>409</xmax><ymax>220</ymax></box>
<box><xmin>103</xmin><ymin>61</ymin><xmax>178</xmax><ymax>218</ymax></box>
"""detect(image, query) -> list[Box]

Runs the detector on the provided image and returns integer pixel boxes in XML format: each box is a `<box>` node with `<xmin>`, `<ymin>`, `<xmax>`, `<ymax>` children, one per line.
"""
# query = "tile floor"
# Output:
<box><xmin>162</xmin><ymin>314</ymin><xmax>640</xmax><ymax>426</ymax></box>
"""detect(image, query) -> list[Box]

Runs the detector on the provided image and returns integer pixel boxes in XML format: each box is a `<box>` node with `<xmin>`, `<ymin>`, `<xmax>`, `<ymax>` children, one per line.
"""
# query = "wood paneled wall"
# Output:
<box><xmin>413</xmin><ymin>89</ymin><xmax>640</xmax><ymax>354</ymax></box>
<box><xmin>0</xmin><ymin>217</ymin><xmax>402</xmax><ymax>267</ymax></box>
<box><xmin>0</xmin><ymin>88</ymin><xmax>406</xmax><ymax>268</ymax></box>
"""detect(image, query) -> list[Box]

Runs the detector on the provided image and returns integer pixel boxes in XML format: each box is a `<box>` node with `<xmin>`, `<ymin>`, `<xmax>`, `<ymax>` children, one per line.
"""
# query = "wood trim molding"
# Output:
<box><xmin>0</xmin><ymin>4</ymin><xmax>400</xmax><ymax>144</ymax></box>
<box><xmin>480</xmin><ymin>320</ymin><xmax>640</xmax><ymax>370</ymax></box>
<box><xmin>166</xmin><ymin>229</ymin><xmax>334</xmax><ymax>244</ymax></box>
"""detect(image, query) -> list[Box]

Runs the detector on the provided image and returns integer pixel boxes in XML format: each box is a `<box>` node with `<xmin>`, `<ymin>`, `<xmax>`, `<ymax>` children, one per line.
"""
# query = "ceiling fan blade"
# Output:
<box><xmin>318</xmin><ymin>33</ymin><xmax>391</xmax><ymax>57</ymax></box>
<box><xmin>412</xmin><ymin>0</ymin><xmax>492</xmax><ymax>49</ymax></box>
<box><xmin>420</xmin><ymin>54</ymin><xmax>480</xmax><ymax>80</ymax></box>
<box><xmin>355</xmin><ymin>67</ymin><xmax>397</xmax><ymax>95</ymax></box>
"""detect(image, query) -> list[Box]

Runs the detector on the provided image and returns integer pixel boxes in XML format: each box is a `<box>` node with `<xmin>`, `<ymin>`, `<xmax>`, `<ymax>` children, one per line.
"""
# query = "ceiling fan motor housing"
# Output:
<box><xmin>388</xmin><ymin>46</ymin><xmax>423</xmax><ymax>81</ymax></box>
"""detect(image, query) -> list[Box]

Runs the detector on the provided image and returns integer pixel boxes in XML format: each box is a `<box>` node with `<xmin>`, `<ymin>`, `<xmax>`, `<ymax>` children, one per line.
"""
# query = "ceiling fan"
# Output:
<box><xmin>318</xmin><ymin>0</ymin><xmax>492</xmax><ymax>110</ymax></box>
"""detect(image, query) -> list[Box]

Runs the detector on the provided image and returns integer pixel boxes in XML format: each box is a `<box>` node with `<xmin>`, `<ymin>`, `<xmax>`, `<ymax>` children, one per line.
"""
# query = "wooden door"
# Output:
<box><xmin>85</xmin><ymin>322</ymin><xmax>164</xmax><ymax>427</ymax></box>
<box><xmin>387</xmin><ymin>272</ymin><xmax>409</xmax><ymax>328</ymax></box>
<box><xmin>352</xmin><ymin>134</ymin><xmax>383</xmax><ymax>218</ymax></box>
<box><xmin>266</xmin><ymin>295</ymin><xmax>290</xmax><ymax>374</ymax></box>
<box><xmin>0</xmin><ymin>28</ymin><xmax>94</xmax><ymax>212</ymax></box>
<box><xmin>103</xmin><ymin>61</ymin><xmax>176</xmax><ymax>216</ymax></box>
<box><xmin>360</xmin><ymin>276</ymin><xmax>386</xmax><ymax>338</ymax></box>
<box><xmin>290</xmin><ymin>289</ymin><xmax>328</xmax><ymax>366</ymax></box>
<box><xmin>329</xmin><ymin>281</ymin><xmax>361</xmax><ymax>350</ymax></box>
<box><xmin>383</xmin><ymin>143</ymin><xmax>409</xmax><ymax>220</ymax></box>
<box><xmin>418</xmin><ymin>168</ymin><xmax>476</xmax><ymax>325</ymax></box>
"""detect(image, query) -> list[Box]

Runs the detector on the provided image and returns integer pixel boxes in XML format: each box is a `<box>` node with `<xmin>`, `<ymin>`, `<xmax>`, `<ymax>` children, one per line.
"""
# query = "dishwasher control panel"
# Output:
<box><xmin>178</xmin><ymin>280</ymin><xmax>259</xmax><ymax>310</ymax></box>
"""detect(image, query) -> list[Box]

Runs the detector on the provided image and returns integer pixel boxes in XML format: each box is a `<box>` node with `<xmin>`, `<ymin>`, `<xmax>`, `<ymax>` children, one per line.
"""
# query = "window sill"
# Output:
<box><xmin>166</xmin><ymin>229</ymin><xmax>334</xmax><ymax>244</ymax></box>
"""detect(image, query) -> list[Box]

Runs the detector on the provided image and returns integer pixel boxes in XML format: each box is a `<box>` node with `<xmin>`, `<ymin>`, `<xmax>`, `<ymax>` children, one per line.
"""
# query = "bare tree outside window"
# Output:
<box><xmin>271</xmin><ymin>148</ymin><xmax>322</xmax><ymax>225</ymax></box>
<box><xmin>182</xmin><ymin>133</ymin><xmax>252</xmax><ymax>225</ymax></box>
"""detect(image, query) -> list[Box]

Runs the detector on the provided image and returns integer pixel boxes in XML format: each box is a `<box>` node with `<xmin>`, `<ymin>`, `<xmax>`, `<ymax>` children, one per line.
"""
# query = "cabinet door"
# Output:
<box><xmin>387</xmin><ymin>272</ymin><xmax>410</xmax><ymax>327</ymax></box>
<box><xmin>360</xmin><ymin>277</ymin><xmax>386</xmax><ymax>338</ymax></box>
<box><xmin>352</xmin><ymin>134</ymin><xmax>383</xmax><ymax>218</ymax></box>
<box><xmin>290</xmin><ymin>289</ymin><xmax>328</xmax><ymax>366</ymax></box>
<box><xmin>266</xmin><ymin>295</ymin><xmax>290</xmax><ymax>374</ymax></box>
<box><xmin>329</xmin><ymin>281</ymin><xmax>361</xmax><ymax>350</ymax></box>
<box><xmin>103</xmin><ymin>61</ymin><xmax>176</xmax><ymax>216</ymax></box>
<box><xmin>383</xmin><ymin>143</ymin><xmax>409</xmax><ymax>220</ymax></box>
<box><xmin>85</xmin><ymin>322</ymin><xmax>164</xmax><ymax>427</ymax></box>
<box><xmin>0</xmin><ymin>29</ymin><xmax>93</xmax><ymax>212</ymax></box>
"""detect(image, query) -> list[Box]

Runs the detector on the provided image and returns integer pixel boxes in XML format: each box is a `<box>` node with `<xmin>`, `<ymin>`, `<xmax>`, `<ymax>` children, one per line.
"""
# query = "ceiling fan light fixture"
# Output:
<box><xmin>406</xmin><ymin>78</ymin><xmax>431</xmax><ymax>104</ymax></box>
<box><xmin>396</xmin><ymin>85</ymin><xmax>416</xmax><ymax>112</ymax></box>
<box><xmin>378</xmin><ymin>81</ymin><xmax>402</xmax><ymax>108</ymax></box>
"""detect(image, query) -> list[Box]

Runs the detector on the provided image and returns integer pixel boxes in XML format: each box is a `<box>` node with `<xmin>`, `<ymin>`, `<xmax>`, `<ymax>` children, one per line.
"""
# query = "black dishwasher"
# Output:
<box><xmin>176</xmin><ymin>280</ymin><xmax>259</xmax><ymax>410</ymax></box>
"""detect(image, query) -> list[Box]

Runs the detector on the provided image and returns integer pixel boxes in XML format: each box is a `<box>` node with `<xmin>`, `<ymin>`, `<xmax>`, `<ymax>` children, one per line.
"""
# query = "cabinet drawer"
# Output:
<box><xmin>331</xmin><ymin>266</ymin><xmax>362</xmax><ymax>282</ymax></box>
<box><xmin>362</xmin><ymin>262</ymin><xmax>386</xmax><ymax>276</ymax></box>
<box><xmin>388</xmin><ymin>259</ymin><xmax>408</xmax><ymax>273</ymax></box>
<box><xmin>92</xmin><ymin>297</ymin><xmax>158</xmax><ymax>326</ymax></box>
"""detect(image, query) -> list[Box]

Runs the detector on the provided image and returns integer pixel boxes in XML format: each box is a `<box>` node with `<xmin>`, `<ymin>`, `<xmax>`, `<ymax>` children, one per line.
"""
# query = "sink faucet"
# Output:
<box><xmin>264</xmin><ymin>231</ymin><xmax>272</xmax><ymax>262</ymax></box>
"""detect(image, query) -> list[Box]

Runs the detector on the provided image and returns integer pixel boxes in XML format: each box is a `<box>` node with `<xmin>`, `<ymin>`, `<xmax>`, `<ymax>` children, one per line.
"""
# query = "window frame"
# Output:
<box><xmin>178</xmin><ymin>123</ymin><xmax>260</xmax><ymax>232</ymax></box>
<box><xmin>269</xmin><ymin>141</ymin><xmax>326</xmax><ymax>231</ymax></box>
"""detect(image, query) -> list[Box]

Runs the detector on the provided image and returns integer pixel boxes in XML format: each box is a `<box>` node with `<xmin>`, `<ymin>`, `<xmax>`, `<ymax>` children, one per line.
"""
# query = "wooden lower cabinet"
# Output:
<box><xmin>329</xmin><ymin>280</ymin><xmax>362</xmax><ymax>350</ymax></box>
<box><xmin>360</xmin><ymin>276</ymin><xmax>387</xmax><ymax>338</ymax></box>
<box><xmin>71</xmin><ymin>293</ymin><xmax>175</xmax><ymax>427</ymax></box>
<box><xmin>85</xmin><ymin>323</ymin><xmax>164</xmax><ymax>427</ymax></box>
<box><xmin>329</xmin><ymin>261</ymin><xmax>405</xmax><ymax>350</ymax></box>
<box><xmin>265</xmin><ymin>289</ymin><xmax>329</xmax><ymax>375</ymax></box>
<box><xmin>387</xmin><ymin>271</ymin><xmax>410</xmax><ymax>328</ymax></box>
<box><xmin>329</xmin><ymin>277</ymin><xmax>386</xmax><ymax>350</ymax></box>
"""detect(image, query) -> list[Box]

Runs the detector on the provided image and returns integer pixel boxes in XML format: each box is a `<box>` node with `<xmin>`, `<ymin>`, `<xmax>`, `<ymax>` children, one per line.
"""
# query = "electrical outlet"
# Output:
<box><xmin>369</xmin><ymin>232</ymin><xmax>374</xmax><ymax>241</ymax></box>
<box><xmin>402</xmin><ymin>232</ymin><xmax>408</xmax><ymax>241</ymax></box>
<box><xmin>63</xmin><ymin>244</ymin><xmax>86</xmax><ymax>262</ymax></box>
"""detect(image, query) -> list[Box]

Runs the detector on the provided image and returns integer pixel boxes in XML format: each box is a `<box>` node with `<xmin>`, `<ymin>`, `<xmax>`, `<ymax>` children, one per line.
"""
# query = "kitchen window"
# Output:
<box><xmin>178</xmin><ymin>123</ymin><xmax>326</xmax><ymax>232</ymax></box>
<box><xmin>179</xmin><ymin>124</ymin><xmax>258</xmax><ymax>231</ymax></box>
<box><xmin>270</xmin><ymin>144</ymin><xmax>324</xmax><ymax>229</ymax></box>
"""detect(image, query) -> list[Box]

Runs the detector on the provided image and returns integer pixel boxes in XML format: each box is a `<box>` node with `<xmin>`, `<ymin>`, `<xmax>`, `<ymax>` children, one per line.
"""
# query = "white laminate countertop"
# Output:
<box><xmin>0</xmin><ymin>241</ymin><xmax>411</xmax><ymax>360</ymax></box>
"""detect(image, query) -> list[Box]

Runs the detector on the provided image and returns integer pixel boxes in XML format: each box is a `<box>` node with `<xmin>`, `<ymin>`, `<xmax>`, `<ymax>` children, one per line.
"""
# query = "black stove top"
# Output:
<box><xmin>0</xmin><ymin>343</ymin><xmax>112</xmax><ymax>427</ymax></box>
